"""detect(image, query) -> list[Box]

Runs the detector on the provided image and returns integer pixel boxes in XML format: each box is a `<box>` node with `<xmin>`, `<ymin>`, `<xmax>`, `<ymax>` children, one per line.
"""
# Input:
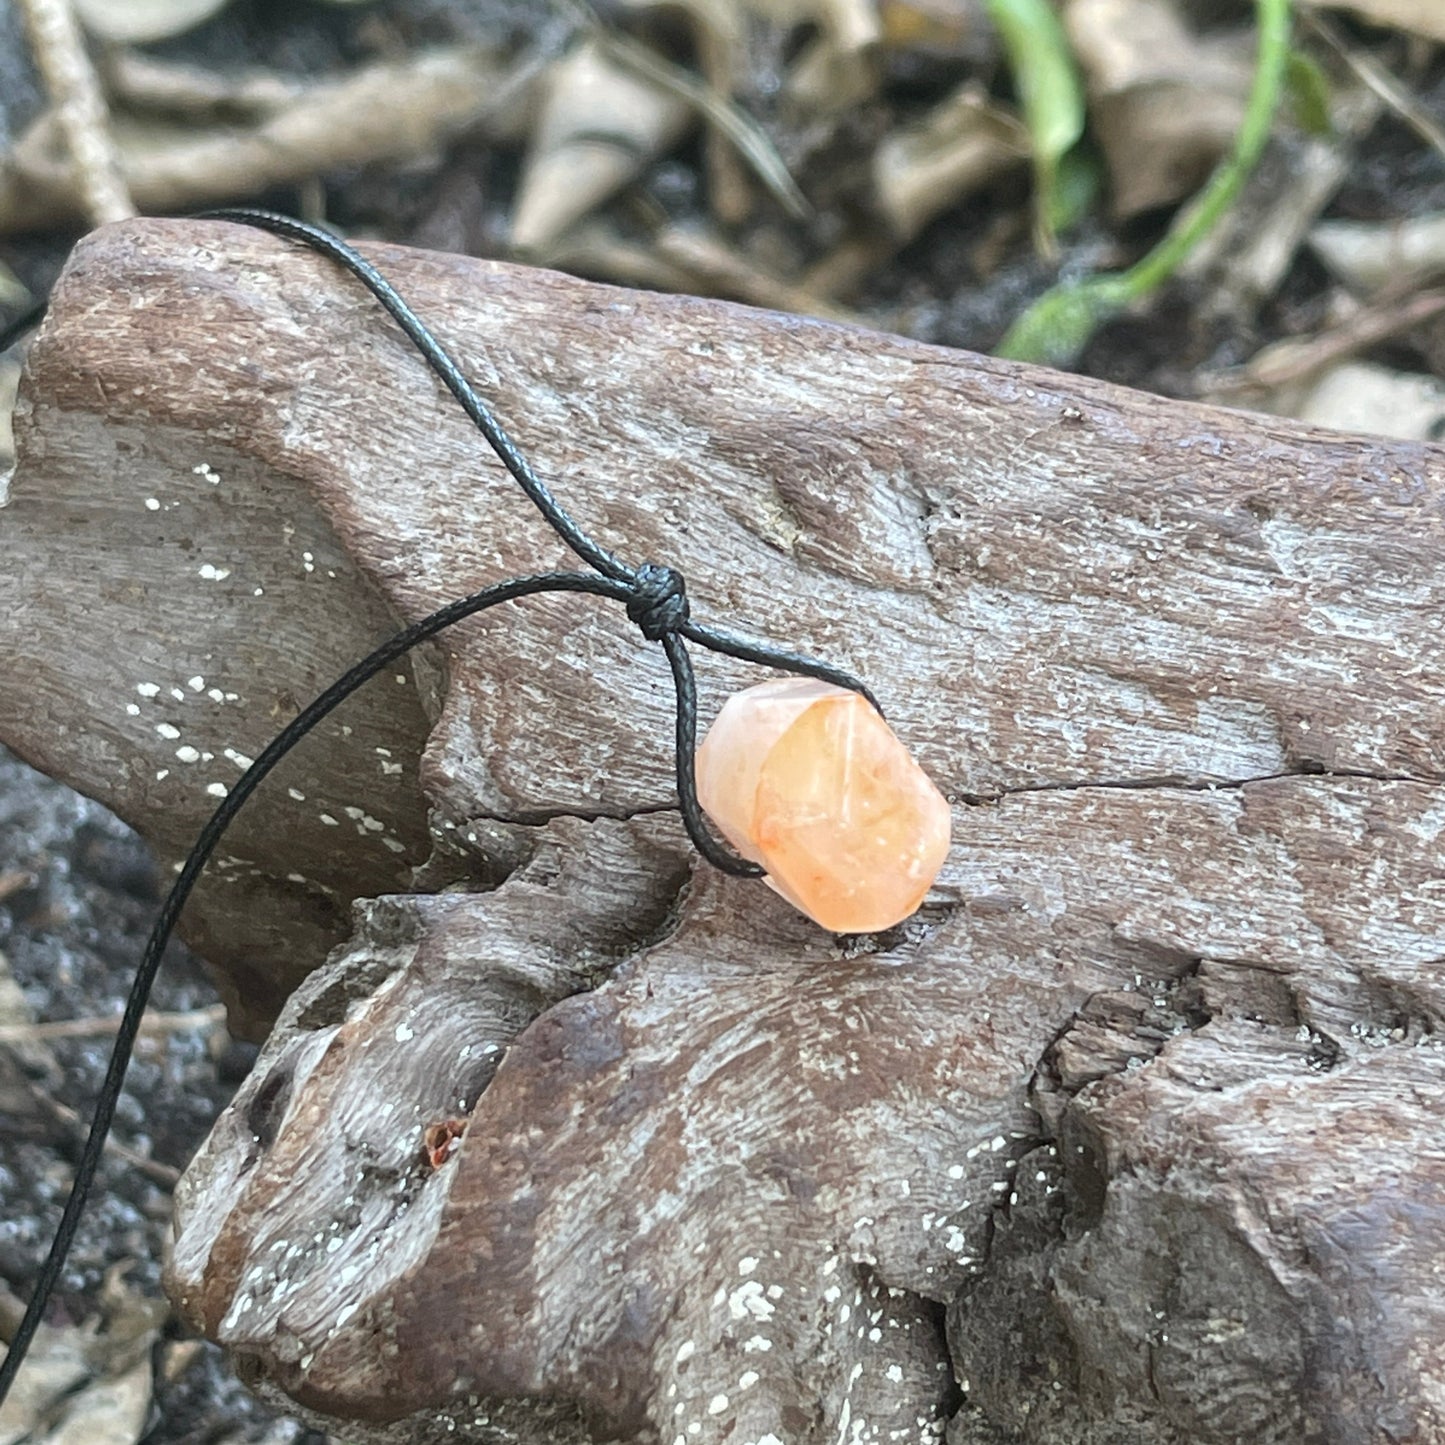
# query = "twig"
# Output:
<box><xmin>0</xmin><ymin>1003</ymin><xmax>227</xmax><ymax>1046</ymax></box>
<box><xmin>1303</xmin><ymin>12</ymin><xmax>1445</xmax><ymax>164</ymax></box>
<box><xmin>1206</xmin><ymin>286</ymin><xmax>1445</xmax><ymax>396</ymax></box>
<box><xmin>562</xmin><ymin>0</ymin><xmax>810</xmax><ymax>222</ymax></box>
<box><xmin>41</xmin><ymin>1093</ymin><xmax>183</xmax><ymax>1189</ymax></box>
<box><xmin>17</xmin><ymin>0</ymin><xmax>135</xmax><ymax>226</ymax></box>
<box><xmin>0</xmin><ymin>43</ymin><xmax>528</xmax><ymax>233</ymax></box>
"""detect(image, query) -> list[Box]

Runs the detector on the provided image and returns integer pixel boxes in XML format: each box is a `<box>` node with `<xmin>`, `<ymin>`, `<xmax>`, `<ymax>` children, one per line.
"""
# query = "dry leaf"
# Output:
<box><xmin>0</xmin><ymin>1269</ymin><xmax>162</xmax><ymax>1445</ymax></box>
<box><xmin>880</xmin><ymin>0</ymin><xmax>983</xmax><ymax>54</ymax></box>
<box><xmin>72</xmin><ymin>0</ymin><xmax>229</xmax><ymax>44</ymax></box>
<box><xmin>872</xmin><ymin>81</ymin><xmax>1026</xmax><ymax>240</ymax></box>
<box><xmin>0</xmin><ymin>1305</ymin><xmax>92</xmax><ymax>1445</ymax></box>
<box><xmin>511</xmin><ymin>38</ymin><xmax>691</xmax><ymax>252</ymax></box>
<box><xmin>0</xmin><ymin>361</ymin><xmax>17</xmax><ymax>492</ymax></box>
<box><xmin>1290</xmin><ymin>360</ymin><xmax>1445</xmax><ymax>441</ymax></box>
<box><xmin>29</xmin><ymin>1357</ymin><xmax>152</xmax><ymax>1445</ymax></box>
<box><xmin>0</xmin><ymin>44</ymin><xmax>523</xmax><ymax>233</ymax></box>
<box><xmin>1299</xmin><ymin>0</ymin><xmax>1445</xmax><ymax>44</ymax></box>
<box><xmin>1310</xmin><ymin>213</ymin><xmax>1445</xmax><ymax>296</ymax></box>
<box><xmin>1063</xmin><ymin>0</ymin><xmax>1254</xmax><ymax>218</ymax></box>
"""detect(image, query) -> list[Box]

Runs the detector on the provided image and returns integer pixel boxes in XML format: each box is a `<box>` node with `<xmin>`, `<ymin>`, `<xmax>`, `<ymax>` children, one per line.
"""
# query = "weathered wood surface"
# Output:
<box><xmin>3</xmin><ymin>218</ymin><xmax>1444</xmax><ymax>1444</ymax></box>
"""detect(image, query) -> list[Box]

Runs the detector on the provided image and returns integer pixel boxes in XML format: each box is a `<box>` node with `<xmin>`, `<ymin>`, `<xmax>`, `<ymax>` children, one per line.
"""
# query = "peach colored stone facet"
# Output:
<box><xmin>695</xmin><ymin>678</ymin><xmax>951</xmax><ymax>933</ymax></box>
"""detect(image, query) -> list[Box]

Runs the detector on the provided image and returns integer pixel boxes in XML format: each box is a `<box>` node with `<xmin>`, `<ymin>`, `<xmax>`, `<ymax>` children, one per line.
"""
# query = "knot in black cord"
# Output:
<box><xmin>0</xmin><ymin>209</ymin><xmax>889</xmax><ymax>1414</ymax></box>
<box><xmin>627</xmin><ymin>562</ymin><xmax>690</xmax><ymax>642</ymax></box>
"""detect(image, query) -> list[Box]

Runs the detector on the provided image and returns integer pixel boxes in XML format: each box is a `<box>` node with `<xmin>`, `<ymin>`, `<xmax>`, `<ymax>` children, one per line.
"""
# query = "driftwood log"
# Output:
<box><xmin>2</xmin><ymin>218</ymin><xmax>1444</xmax><ymax>1444</ymax></box>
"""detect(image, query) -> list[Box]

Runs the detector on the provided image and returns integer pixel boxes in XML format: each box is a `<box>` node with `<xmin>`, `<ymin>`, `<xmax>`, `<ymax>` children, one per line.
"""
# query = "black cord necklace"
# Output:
<box><xmin>0</xmin><ymin>208</ymin><xmax>882</xmax><ymax>1407</ymax></box>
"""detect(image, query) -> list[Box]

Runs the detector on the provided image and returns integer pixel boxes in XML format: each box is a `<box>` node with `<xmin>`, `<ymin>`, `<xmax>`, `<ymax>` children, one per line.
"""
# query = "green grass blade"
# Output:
<box><xmin>996</xmin><ymin>0</ymin><xmax>1293</xmax><ymax>367</ymax></box>
<box><xmin>984</xmin><ymin>0</ymin><xmax>1088</xmax><ymax>254</ymax></box>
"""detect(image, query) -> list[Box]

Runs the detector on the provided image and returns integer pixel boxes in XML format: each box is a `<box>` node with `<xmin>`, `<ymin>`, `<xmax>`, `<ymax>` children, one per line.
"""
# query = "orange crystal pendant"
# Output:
<box><xmin>695</xmin><ymin>678</ymin><xmax>951</xmax><ymax>932</ymax></box>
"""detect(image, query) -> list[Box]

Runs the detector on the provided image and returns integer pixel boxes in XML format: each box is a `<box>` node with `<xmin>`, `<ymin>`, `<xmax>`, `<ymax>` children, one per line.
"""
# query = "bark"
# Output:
<box><xmin>3</xmin><ymin>218</ymin><xmax>1443</xmax><ymax>1444</ymax></box>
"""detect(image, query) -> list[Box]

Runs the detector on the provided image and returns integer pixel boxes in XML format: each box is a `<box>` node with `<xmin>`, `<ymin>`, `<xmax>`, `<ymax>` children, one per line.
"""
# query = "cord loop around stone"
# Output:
<box><xmin>627</xmin><ymin>562</ymin><xmax>690</xmax><ymax>641</ymax></box>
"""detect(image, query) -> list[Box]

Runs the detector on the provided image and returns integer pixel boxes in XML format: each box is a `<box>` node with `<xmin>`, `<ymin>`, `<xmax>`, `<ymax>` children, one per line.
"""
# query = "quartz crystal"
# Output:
<box><xmin>696</xmin><ymin>677</ymin><xmax>951</xmax><ymax>932</ymax></box>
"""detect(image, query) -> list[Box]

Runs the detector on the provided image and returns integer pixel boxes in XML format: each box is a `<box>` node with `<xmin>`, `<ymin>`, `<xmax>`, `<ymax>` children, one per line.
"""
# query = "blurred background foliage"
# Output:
<box><xmin>1</xmin><ymin>0</ymin><xmax>1444</xmax><ymax>426</ymax></box>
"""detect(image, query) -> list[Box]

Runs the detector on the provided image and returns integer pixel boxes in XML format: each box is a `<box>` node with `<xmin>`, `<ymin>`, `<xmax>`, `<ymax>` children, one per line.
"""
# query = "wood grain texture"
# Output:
<box><xmin>4</xmin><ymin>218</ymin><xmax>1444</xmax><ymax>1443</ymax></box>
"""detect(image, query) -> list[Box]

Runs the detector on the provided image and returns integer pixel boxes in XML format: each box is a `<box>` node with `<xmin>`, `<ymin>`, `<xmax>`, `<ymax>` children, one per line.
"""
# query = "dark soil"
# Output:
<box><xmin>0</xmin><ymin>745</ymin><xmax>321</xmax><ymax>1442</ymax></box>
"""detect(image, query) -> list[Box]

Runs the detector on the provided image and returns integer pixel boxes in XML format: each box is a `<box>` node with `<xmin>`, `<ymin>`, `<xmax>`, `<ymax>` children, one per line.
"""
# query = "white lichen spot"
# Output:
<box><xmin>395</xmin><ymin>673</ymin><xmax>408</xmax><ymax>685</ymax></box>
<box><xmin>727</xmin><ymin>1281</ymin><xmax>774</xmax><ymax>1321</ymax></box>
<box><xmin>886</xmin><ymin>1364</ymin><xmax>903</xmax><ymax>1383</ymax></box>
<box><xmin>206</xmin><ymin>687</ymin><xmax>224</xmax><ymax>702</ymax></box>
<box><xmin>675</xmin><ymin>1340</ymin><xmax>696</xmax><ymax>1364</ymax></box>
<box><xmin>706</xmin><ymin>1395</ymin><xmax>729</xmax><ymax>1416</ymax></box>
<box><xmin>206</xmin><ymin>782</ymin><xmax>228</xmax><ymax>798</ymax></box>
<box><xmin>395</xmin><ymin>1023</ymin><xmax>415</xmax><ymax>1042</ymax></box>
<box><xmin>738</xmin><ymin>1371</ymin><xmax>759</xmax><ymax>1390</ymax></box>
<box><xmin>319</xmin><ymin>813</ymin><xmax>339</xmax><ymax>826</ymax></box>
<box><xmin>382</xmin><ymin>837</ymin><xmax>407</xmax><ymax>853</ymax></box>
<box><xmin>766</xmin><ymin>1284</ymin><xmax>783</xmax><ymax>1300</ymax></box>
<box><xmin>175</xmin><ymin>746</ymin><xmax>201</xmax><ymax>763</ymax></box>
<box><xmin>738</xmin><ymin>1257</ymin><xmax>758</xmax><ymax>1276</ymax></box>
<box><xmin>125</xmin><ymin>703</ymin><xmax>141</xmax><ymax>716</ymax></box>
<box><xmin>170</xmin><ymin>687</ymin><xmax>186</xmax><ymax>702</ymax></box>
<box><xmin>187</xmin><ymin>675</ymin><xmax>205</xmax><ymax>691</ymax></box>
<box><xmin>288</xmin><ymin>787</ymin><xmax>306</xmax><ymax>801</ymax></box>
<box><xmin>253</xmin><ymin>587</ymin><xmax>264</xmax><ymax>597</ymax></box>
<box><xmin>742</xmin><ymin>1336</ymin><xmax>772</xmax><ymax>1353</ymax></box>
<box><xmin>144</xmin><ymin>497</ymin><xmax>160</xmax><ymax>511</ymax></box>
<box><xmin>947</xmin><ymin>1164</ymin><xmax>964</xmax><ymax>1180</ymax></box>
<box><xmin>224</xmin><ymin>748</ymin><xmax>254</xmax><ymax>769</ymax></box>
<box><xmin>287</xmin><ymin>873</ymin><xmax>306</xmax><ymax>884</ymax></box>
<box><xmin>136</xmin><ymin>682</ymin><xmax>160</xmax><ymax>698</ymax></box>
<box><xmin>155</xmin><ymin>723</ymin><xmax>181</xmax><ymax>740</ymax></box>
<box><xmin>155</xmin><ymin>769</ymin><xmax>169</xmax><ymax>781</ymax></box>
<box><xmin>198</xmin><ymin>564</ymin><xmax>232</xmax><ymax>581</ymax></box>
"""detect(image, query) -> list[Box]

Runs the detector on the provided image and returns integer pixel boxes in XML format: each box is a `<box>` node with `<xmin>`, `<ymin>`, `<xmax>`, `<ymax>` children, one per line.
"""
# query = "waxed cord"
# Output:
<box><xmin>0</xmin><ymin>208</ymin><xmax>879</xmax><ymax>1405</ymax></box>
